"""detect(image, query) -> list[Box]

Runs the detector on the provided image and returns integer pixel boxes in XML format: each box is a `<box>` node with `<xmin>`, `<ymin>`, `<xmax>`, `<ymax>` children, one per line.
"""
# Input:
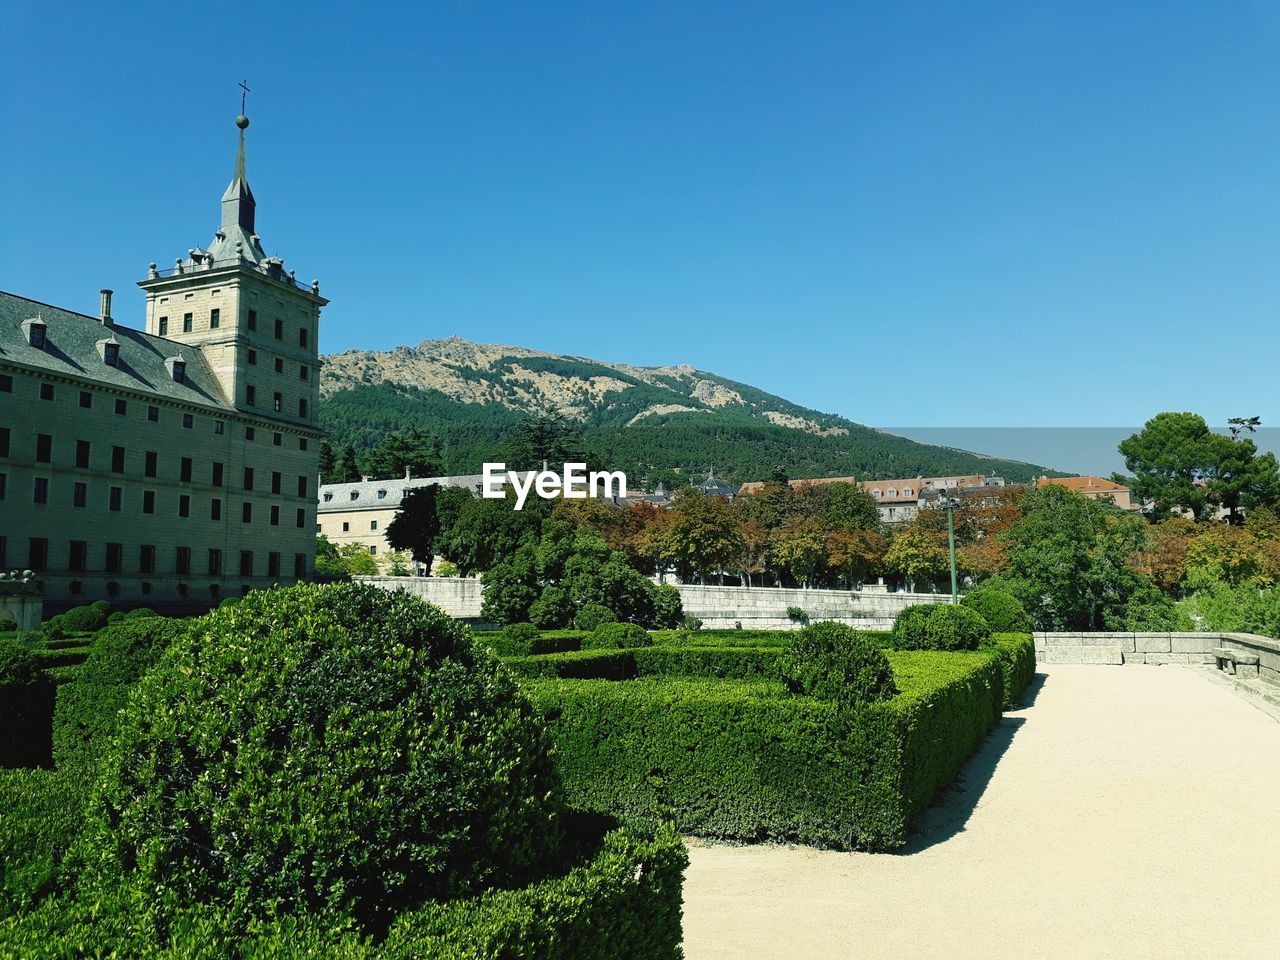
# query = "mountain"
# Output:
<box><xmin>319</xmin><ymin>338</ymin><xmax>1057</xmax><ymax>485</ymax></box>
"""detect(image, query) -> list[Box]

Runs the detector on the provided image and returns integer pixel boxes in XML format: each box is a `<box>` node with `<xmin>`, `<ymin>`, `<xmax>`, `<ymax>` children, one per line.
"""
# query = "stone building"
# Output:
<box><xmin>1035</xmin><ymin>475</ymin><xmax>1137</xmax><ymax>510</ymax></box>
<box><xmin>0</xmin><ymin>112</ymin><xmax>325</xmax><ymax>612</ymax></box>
<box><xmin>735</xmin><ymin>473</ymin><xmax>1006</xmax><ymax>523</ymax></box>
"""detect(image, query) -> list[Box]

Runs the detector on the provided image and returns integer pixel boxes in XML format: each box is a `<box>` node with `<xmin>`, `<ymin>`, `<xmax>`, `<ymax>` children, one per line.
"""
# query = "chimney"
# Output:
<box><xmin>404</xmin><ymin>466</ymin><xmax>412</xmax><ymax>480</ymax></box>
<box><xmin>99</xmin><ymin>289</ymin><xmax>113</xmax><ymax>326</ymax></box>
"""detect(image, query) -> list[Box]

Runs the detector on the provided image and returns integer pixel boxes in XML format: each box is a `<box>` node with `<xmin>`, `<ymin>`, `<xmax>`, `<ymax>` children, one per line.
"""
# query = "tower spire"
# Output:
<box><xmin>221</xmin><ymin>87</ymin><xmax>256</xmax><ymax>237</ymax></box>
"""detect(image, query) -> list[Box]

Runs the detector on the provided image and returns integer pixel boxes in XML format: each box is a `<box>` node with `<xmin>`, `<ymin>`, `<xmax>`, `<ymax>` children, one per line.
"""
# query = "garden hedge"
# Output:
<box><xmin>523</xmin><ymin>649</ymin><xmax>1006</xmax><ymax>850</ymax></box>
<box><xmin>0</xmin><ymin>639</ymin><xmax>54</xmax><ymax>768</ymax></box>
<box><xmin>984</xmin><ymin>632</ymin><xmax>1037</xmax><ymax>709</ymax></box>
<box><xmin>0</xmin><ymin>817</ymin><xmax>686</xmax><ymax>960</ymax></box>
<box><xmin>0</xmin><ymin>768</ymin><xmax>87</xmax><ymax>918</ymax></box>
<box><xmin>503</xmin><ymin>645</ymin><xmax>785</xmax><ymax>682</ymax></box>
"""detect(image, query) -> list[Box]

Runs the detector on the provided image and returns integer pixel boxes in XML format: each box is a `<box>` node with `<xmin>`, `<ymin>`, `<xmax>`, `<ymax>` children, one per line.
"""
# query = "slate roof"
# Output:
<box><xmin>318</xmin><ymin>474</ymin><xmax>492</xmax><ymax>512</ymax></box>
<box><xmin>0</xmin><ymin>290</ymin><xmax>232</xmax><ymax>410</ymax></box>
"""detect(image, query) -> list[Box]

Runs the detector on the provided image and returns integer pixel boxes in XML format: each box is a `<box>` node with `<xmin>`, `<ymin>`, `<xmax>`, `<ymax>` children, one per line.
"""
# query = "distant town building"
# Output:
<box><xmin>692</xmin><ymin>467</ymin><xmax>739</xmax><ymax>500</ymax></box>
<box><xmin>1035</xmin><ymin>476</ymin><xmax>1136</xmax><ymax>510</ymax></box>
<box><xmin>0</xmin><ymin>111</ymin><xmax>324</xmax><ymax>611</ymax></box>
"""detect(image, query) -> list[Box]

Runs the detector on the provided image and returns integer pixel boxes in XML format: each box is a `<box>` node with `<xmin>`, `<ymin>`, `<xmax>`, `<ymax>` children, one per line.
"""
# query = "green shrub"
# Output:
<box><xmin>123</xmin><ymin>607</ymin><xmax>158</xmax><ymax>621</ymax></box>
<box><xmin>216</xmin><ymin>596</ymin><xmax>240</xmax><ymax>609</ymax></box>
<box><xmin>573</xmin><ymin>602</ymin><xmax>617</xmax><ymax>632</ymax></box>
<box><xmin>985</xmin><ymin>633</ymin><xmax>1037</xmax><ymax>709</ymax></box>
<box><xmin>75</xmin><ymin>583</ymin><xmax>568</xmax><ymax>934</ymax></box>
<box><xmin>529</xmin><ymin>584</ymin><xmax>574</xmax><ymax>629</ymax></box>
<box><xmin>680</xmin><ymin>615</ymin><xmax>703</xmax><ymax>631</ymax></box>
<box><xmin>584</xmin><ymin>621</ymin><xmax>651</xmax><ymax>650</ymax></box>
<box><xmin>0</xmin><ymin>639</ymin><xmax>53</xmax><ymax>768</ymax></box>
<box><xmin>54</xmin><ymin>604</ymin><xmax>109</xmax><ymax>634</ymax></box>
<box><xmin>51</xmin><ymin>618</ymin><xmax>189</xmax><ymax>772</ymax></box>
<box><xmin>962</xmin><ymin>588</ymin><xmax>1033</xmax><ymax>633</ymax></box>
<box><xmin>650</xmin><ymin>628</ymin><xmax>791</xmax><ymax>648</ymax></box>
<box><xmin>779</xmin><ymin>621</ymin><xmax>897</xmax><ymax>707</ymax></box>
<box><xmin>894</xmin><ymin>604</ymin><xmax>990</xmax><ymax>651</ymax></box>
<box><xmin>0</xmin><ymin>768</ymin><xmax>88</xmax><ymax>918</ymax></box>
<box><xmin>651</xmin><ymin>584</ymin><xmax>684</xmax><ymax>629</ymax></box>
<box><xmin>525</xmin><ymin>650</ymin><xmax>1003</xmax><ymax>850</ymax></box>
<box><xmin>502</xmin><ymin>646</ymin><xmax>783</xmax><ymax>683</ymax></box>
<box><xmin>0</xmin><ymin>818</ymin><xmax>686</xmax><ymax>959</ymax></box>
<box><xmin>105</xmin><ymin>611</ymin><xmax>126</xmax><ymax>625</ymax></box>
<box><xmin>786</xmin><ymin>605</ymin><xmax>809</xmax><ymax>625</ymax></box>
<box><xmin>502</xmin><ymin>621</ymin><xmax>541</xmax><ymax>654</ymax></box>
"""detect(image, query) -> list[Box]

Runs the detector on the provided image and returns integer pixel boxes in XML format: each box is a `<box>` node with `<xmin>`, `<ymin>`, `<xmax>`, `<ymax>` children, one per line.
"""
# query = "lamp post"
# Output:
<box><xmin>944</xmin><ymin>496</ymin><xmax>960</xmax><ymax>604</ymax></box>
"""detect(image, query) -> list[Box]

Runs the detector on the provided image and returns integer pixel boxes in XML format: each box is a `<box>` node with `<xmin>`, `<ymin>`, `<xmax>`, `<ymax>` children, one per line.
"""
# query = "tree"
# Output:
<box><xmin>1130</xmin><ymin>517</ymin><xmax>1197</xmax><ymax>591</ymax></box>
<box><xmin>385</xmin><ymin>485</ymin><xmax>442</xmax><ymax>565</ymax></box>
<box><xmin>362</xmin><ymin>428</ymin><xmax>442</xmax><ymax>480</ymax></box>
<box><xmin>652</xmin><ymin>489</ymin><xmax>743</xmax><ymax>584</ymax></box>
<box><xmin>1001</xmin><ymin>484</ymin><xmax>1153</xmax><ymax>630</ymax></box>
<box><xmin>883</xmin><ymin>526</ymin><xmax>949</xmax><ymax>590</ymax></box>
<box><xmin>504</xmin><ymin>412</ymin><xmax>582</xmax><ymax>471</ymax></box>
<box><xmin>334</xmin><ymin>445</ymin><xmax>362</xmax><ymax>483</ymax></box>
<box><xmin>319</xmin><ymin>441</ymin><xmax>337</xmax><ymax>483</ymax></box>
<box><xmin>773</xmin><ymin>517</ymin><xmax>827</xmax><ymax>588</ymax></box>
<box><xmin>827</xmin><ymin>529</ymin><xmax>887</xmax><ymax>587</ymax></box>
<box><xmin>1201</xmin><ymin>430</ymin><xmax>1280</xmax><ymax>524</ymax></box>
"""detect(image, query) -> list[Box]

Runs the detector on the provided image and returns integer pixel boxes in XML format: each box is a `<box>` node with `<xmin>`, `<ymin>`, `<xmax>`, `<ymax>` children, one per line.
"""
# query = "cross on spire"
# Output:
<box><xmin>238</xmin><ymin>79</ymin><xmax>251</xmax><ymax>115</ymax></box>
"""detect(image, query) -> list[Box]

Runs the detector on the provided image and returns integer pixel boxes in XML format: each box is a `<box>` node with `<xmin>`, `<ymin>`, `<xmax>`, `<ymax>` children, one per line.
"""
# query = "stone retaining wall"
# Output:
<box><xmin>1035</xmin><ymin>631</ymin><xmax>1280</xmax><ymax>683</ymax></box>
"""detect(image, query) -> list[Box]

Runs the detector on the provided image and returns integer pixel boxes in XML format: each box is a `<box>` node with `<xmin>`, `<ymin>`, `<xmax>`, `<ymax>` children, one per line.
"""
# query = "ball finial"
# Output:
<box><xmin>236</xmin><ymin>114</ymin><xmax>250</xmax><ymax>130</ymax></box>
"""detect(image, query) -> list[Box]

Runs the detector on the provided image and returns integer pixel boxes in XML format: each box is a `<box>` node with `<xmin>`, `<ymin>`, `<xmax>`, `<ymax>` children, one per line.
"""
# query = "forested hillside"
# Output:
<box><xmin>319</xmin><ymin>339</ymin><xmax>1054</xmax><ymax>486</ymax></box>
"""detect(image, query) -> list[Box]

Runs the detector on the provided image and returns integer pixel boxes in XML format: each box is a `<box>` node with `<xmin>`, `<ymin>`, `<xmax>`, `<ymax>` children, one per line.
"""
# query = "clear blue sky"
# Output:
<box><xmin>3</xmin><ymin>0</ymin><xmax>1279</xmax><ymax>438</ymax></box>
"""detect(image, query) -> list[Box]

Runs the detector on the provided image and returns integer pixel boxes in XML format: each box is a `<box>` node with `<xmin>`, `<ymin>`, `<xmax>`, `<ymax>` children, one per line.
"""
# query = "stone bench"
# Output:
<box><xmin>1213</xmin><ymin>647</ymin><xmax>1260</xmax><ymax>677</ymax></box>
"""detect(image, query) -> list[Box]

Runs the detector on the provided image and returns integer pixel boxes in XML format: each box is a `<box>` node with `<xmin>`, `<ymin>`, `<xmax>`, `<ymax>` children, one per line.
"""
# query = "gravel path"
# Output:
<box><xmin>681</xmin><ymin>664</ymin><xmax>1280</xmax><ymax>960</ymax></box>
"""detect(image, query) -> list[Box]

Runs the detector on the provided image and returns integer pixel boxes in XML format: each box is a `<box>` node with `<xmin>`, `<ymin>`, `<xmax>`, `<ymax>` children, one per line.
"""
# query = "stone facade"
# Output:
<box><xmin>0</xmin><ymin>114</ymin><xmax>323</xmax><ymax>612</ymax></box>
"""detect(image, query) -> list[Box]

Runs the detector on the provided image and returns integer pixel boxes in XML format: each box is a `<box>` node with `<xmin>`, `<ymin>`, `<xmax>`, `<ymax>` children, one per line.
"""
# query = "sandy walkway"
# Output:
<box><xmin>681</xmin><ymin>664</ymin><xmax>1280</xmax><ymax>960</ymax></box>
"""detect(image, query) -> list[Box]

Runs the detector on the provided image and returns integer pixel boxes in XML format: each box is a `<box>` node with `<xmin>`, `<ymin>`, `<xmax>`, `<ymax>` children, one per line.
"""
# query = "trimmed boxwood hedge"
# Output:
<box><xmin>0</xmin><ymin>768</ymin><xmax>87</xmax><ymax>918</ymax></box>
<box><xmin>984</xmin><ymin>632</ymin><xmax>1037</xmax><ymax>710</ymax></box>
<box><xmin>523</xmin><ymin>650</ymin><xmax>1007</xmax><ymax>851</ymax></box>
<box><xmin>0</xmin><ymin>817</ymin><xmax>686</xmax><ymax>959</ymax></box>
<box><xmin>503</xmin><ymin>646</ymin><xmax>786</xmax><ymax>682</ymax></box>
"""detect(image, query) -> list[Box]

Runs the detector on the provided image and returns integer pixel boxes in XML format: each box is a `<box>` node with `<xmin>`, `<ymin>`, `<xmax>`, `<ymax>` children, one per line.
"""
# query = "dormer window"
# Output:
<box><xmin>377</xmin><ymin>489</ymin><xmax>387</xmax><ymax>499</ymax></box>
<box><xmin>165</xmin><ymin>356</ymin><xmax>187</xmax><ymax>384</ymax></box>
<box><xmin>323</xmin><ymin>493</ymin><xmax>333</xmax><ymax>502</ymax></box>
<box><xmin>349</xmin><ymin>491</ymin><xmax>359</xmax><ymax>501</ymax></box>
<box><xmin>97</xmin><ymin>337</ymin><xmax>120</xmax><ymax>367</ymax></box>
<box><xmin>22</xmin><ymin>317</ymin><xmax>47</xmax><ymax>349</ymax></box>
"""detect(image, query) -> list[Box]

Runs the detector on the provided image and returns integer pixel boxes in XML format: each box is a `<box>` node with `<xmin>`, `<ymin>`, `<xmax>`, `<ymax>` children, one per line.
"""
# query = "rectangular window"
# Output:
<box><xmin>300</xmin><ymin>365</ymin><xmax>309</xmax><ymax>381</ymax></box>
<box><xmin>73</xmin><ymin>482</ymin><xmax>87</xmax><ymax>508</ymax></box>
<box><xmin>273</xmin><ymin>392</ymin><xmax>282</xmax><ymax>412</ymax></box>
<box><xmin>294</xmin><ymin>553</ymin><xmax>306</xmax><ymax>579</ymax></box>
<box><xmin>299</xmin><ymin>328</ymin><xmax>308</xmax><ymax>348</ymax></box>
<box><xmin>0</xmin><ymin>427</ymin><xmax>8</xmax><ymax>457</ymax></box>
<box><xmin>270</xmin><ymin>505</ymin><xmax>280</xmax><ymax>526</ymax></box>
<box><xmin>183</xmin><ymin>413</ymin><xmax>193</xmax><ymax>429</ymax></box>
<box><xmin>145</xmin><ymin>450</ymin><xmax>157</xmax><ymax>477</ymax></box>
<box><xmin>139</xmin><ymin>545</ymin><xmax>156</xmax><ymax>575</ymax></box>
<box><xmin>208</xmin><ymin>548</ymin><xmax>222</xmax><ymax>576</ymax></box>
<box><xmin>159</xmin><ymin>316</ymin><xmax>169</xmax><ymax>336</ymax></box>
<box><xmin>370</xmin><ymin>545</ymin><xmax>377</xmax><ymax>556</ymax></box>
<box><xmin>274</xmin><ymin>318</ymin><xmax>283</xmax><ymax>339</ymax></box>
<box><xmin>109</xmin><ymin>487</ymin><xmax>123</xmax><ymax>511</ymax></box>
<box><xmin>29</xmin><ymin>538</ymin><xmax>49</xmax><ymax>571</ymax></box>
<box><xmin>212</xmin><ymin>462</ymin><xmax>224</xmax><ymax>487</ymax></box>
<box><xmin>271</xmin><ymin>471</ymin><xmax>281</xmax><ymax>495</ymax></box>
<box><xmin>0</xmin><ymin>473</ymin><xmax>6</xmax><ymax>500</ymax></box>
<box><xmin>210</xmin><ymin>307</ymin><xmax>220</xmax><ymax>329</ymax></box>
<box><xmin>111</xmin><ymin>445</ymin><xmax>125</xmax><ymax>473</ymax></box>
<box><xmin>370</xmin><ymin>520</ymin><xmax>378</xmax><ymax>530</ymax></box>
<box><xmin>79</xmin><ymin>390</ymin><xmax>92</xmax><ymax>409</ymax></box>
<box><xmin>106</xmin><ymin>543</ymin><xmax>123</xmax><ymax>573</ymax></box>
<box><xmin>242</xmin><ymin>502</ymin><xmax>253</xmax><ymax>523</ymax></box>
<box><xmin>296</xmin><ymin>508</ymin><xmax>306</xmax><ymax>528</ymax></box>
<box><xmin>211</xmin><ymin>498</ymin><xmax>222</xmax><ymax>521</ymax></box>
<box><xmin>240</xmin><ymin>550</ymin><xmax>254</xmax><ymax>577</ymax></box>
<box><xmin>243</xmin><ymin>467</ymin><xmax>254</xmax><ymax>491</ymax></box>
<box><xmin>246</xmin><ymin>384</ymin><xmax>256</xmax><ymax>406</ymax></box>
<box><xmin>299</xmin><ymin>438</ymin><xmax>308</xmax><ymax>451</ymax></box>
<box><xmin>115</xmin><ymin>398</ymin><xmax>127</xmax><ymax>415</ymax></box>
<box><xmin>75</xmin><ymin>439</ymin><xmax>90</xmax><ymax>469</ymax></box>
<box><xmin>247</xmin><ymin>349</ymin><xmax>257</xmax><ymax>365</ymax></box>
<box><xmin>297</xmin><ymin>476</ymin><xmax>308</xmax><ymax>498</ymax></box>
<box><xmin>268</xmin><ymin>552</ymin><xmax>281</xmax><ymax>578</ymax></box>
<box><xmin>176</xmin><ymin>546</ymin><xmax>191</xmax><ymax>575</ymax></box>
<box><xmin>180</xmin><ymin>457</ymin><xmax>193</xmax><ymax>483</ymax></box>
<box><xmin>245</xmin><ymin>427</ymin><xmax>256</xmax><ymax>441</ymax></box>
<box><xmin>143</xmin><ymin>490</ymin><xmax>156</xmax><ymax>514</ymax></box>
<box><xmin>247</xmin><ymin>309</ymin><xmax>257</xmax><ymax>331</ymax></box>
<box><xmin>214</xmin><ymin>420</ymin><xmax>224</xmax><ymax>435</ymax></box>
<box><xmin>273</xmin><ymin>432</ymin><xmax>282</xmax><ymax>447</ymax></box>
<box><xmin>274</xmin><ymin>357</ymin><xmax>284</xmax><ymax>374</ymax></box>
<box><xmin>147</xmin><ymin>405</ymin><xmax>159</xmax><ymax>422</ymax></box>
<box><xmin>33</xmin><ymin>477</ymin><xmax>49</xmax><ymax>504</ymax></box>
<box><xmin>39</xmin><ymin>382</ymin><xmax>54</xmax><ymax>401</ymax></box>
<box><xmin>299</xmin><ymin>399</ymin><xmax>308</xmax><ymax>418</ymax></box>
<box><xmin>0</xmin><ymin>373</ymin><xmax>11</xmax><ymax>392</ymax></box>
<box><xmin>0</xmin><ymin>536</ymin><xmax>5</xmax><ymax>568</ymax></box>
<box><xmin>183</xmin><ymin>313</ymin><xmax>193</xmax><ymax>333</ymax></box>
<box><xmin>178</xmin><ymin>494</ymin><xmax>190</xmax><ymax>518</ymax></box>
<box><xmin>342</xmin><ymin>521</ymin><xmax>349</xmax><ymax>532</ymax></box>
<box><xmin>69</xmin><ymin>540</ymin><xmax>87</xmax><ymax>573</ymax></box>
<box><xmin>36</xmin><ymin>434</ymin><xmax>51</xmax><ymax>463</ymax></box>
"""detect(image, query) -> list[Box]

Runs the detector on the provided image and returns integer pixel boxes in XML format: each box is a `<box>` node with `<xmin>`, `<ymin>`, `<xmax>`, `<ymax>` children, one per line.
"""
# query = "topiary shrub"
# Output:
<box><xmin>0</xmin><ymin>614</ymin><xmax>17</xmax><ymax>633</ymax></box>
<box><xmin>75</xmin><ymin>583</ymin><xmax>568</xmax><ymax>934</ymax></box>
<box><xmin>54</xmin><ymin>604</ymin><xmax>109</xmax><ymax>634</ymax></box>
<box><xmin>894</xmin><ymin>604</ymin><xmax>990</xmax><ymax>651</ymax></box>
<box><xmin>529</xmin><ymin>585</ymin><xmax>574</xmax><ymax>629</ymax></box>
<box><xmin>961</xmin><ymin>588</ymin><xmax>1032</xmax><ymax>634</ymax></box>
<box><xmin>573</xmin><ymin>602</ymin><xmax>617</xmax><ymax>632</ymax></box>
<box><xmin>650</xmin><ymin>584</ymin><xmax>684</xmax><ymax>629</ymax></box>
<box><xmin>779</xmin><ymin>621</ymin><xmax>897</xmax><ymax>708</ymax></box>
<box><xmin>122</xmin><ymin>607</ymin><xmax>158</xmax><ymax>621</ymax></box>
<box><xmin>892</xmin><ymin>604</ymin><xmax>935</xmax><ymax>649</ymax></box>
<box><xmin>0</xmin><ymin>639</ymin><xmax>53</xmax><ymax>767</ymax></box>
<box><xmin>583</xmin><ymin>621</ymin><xmax>652</xmax><ymax>650</ymax></box>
